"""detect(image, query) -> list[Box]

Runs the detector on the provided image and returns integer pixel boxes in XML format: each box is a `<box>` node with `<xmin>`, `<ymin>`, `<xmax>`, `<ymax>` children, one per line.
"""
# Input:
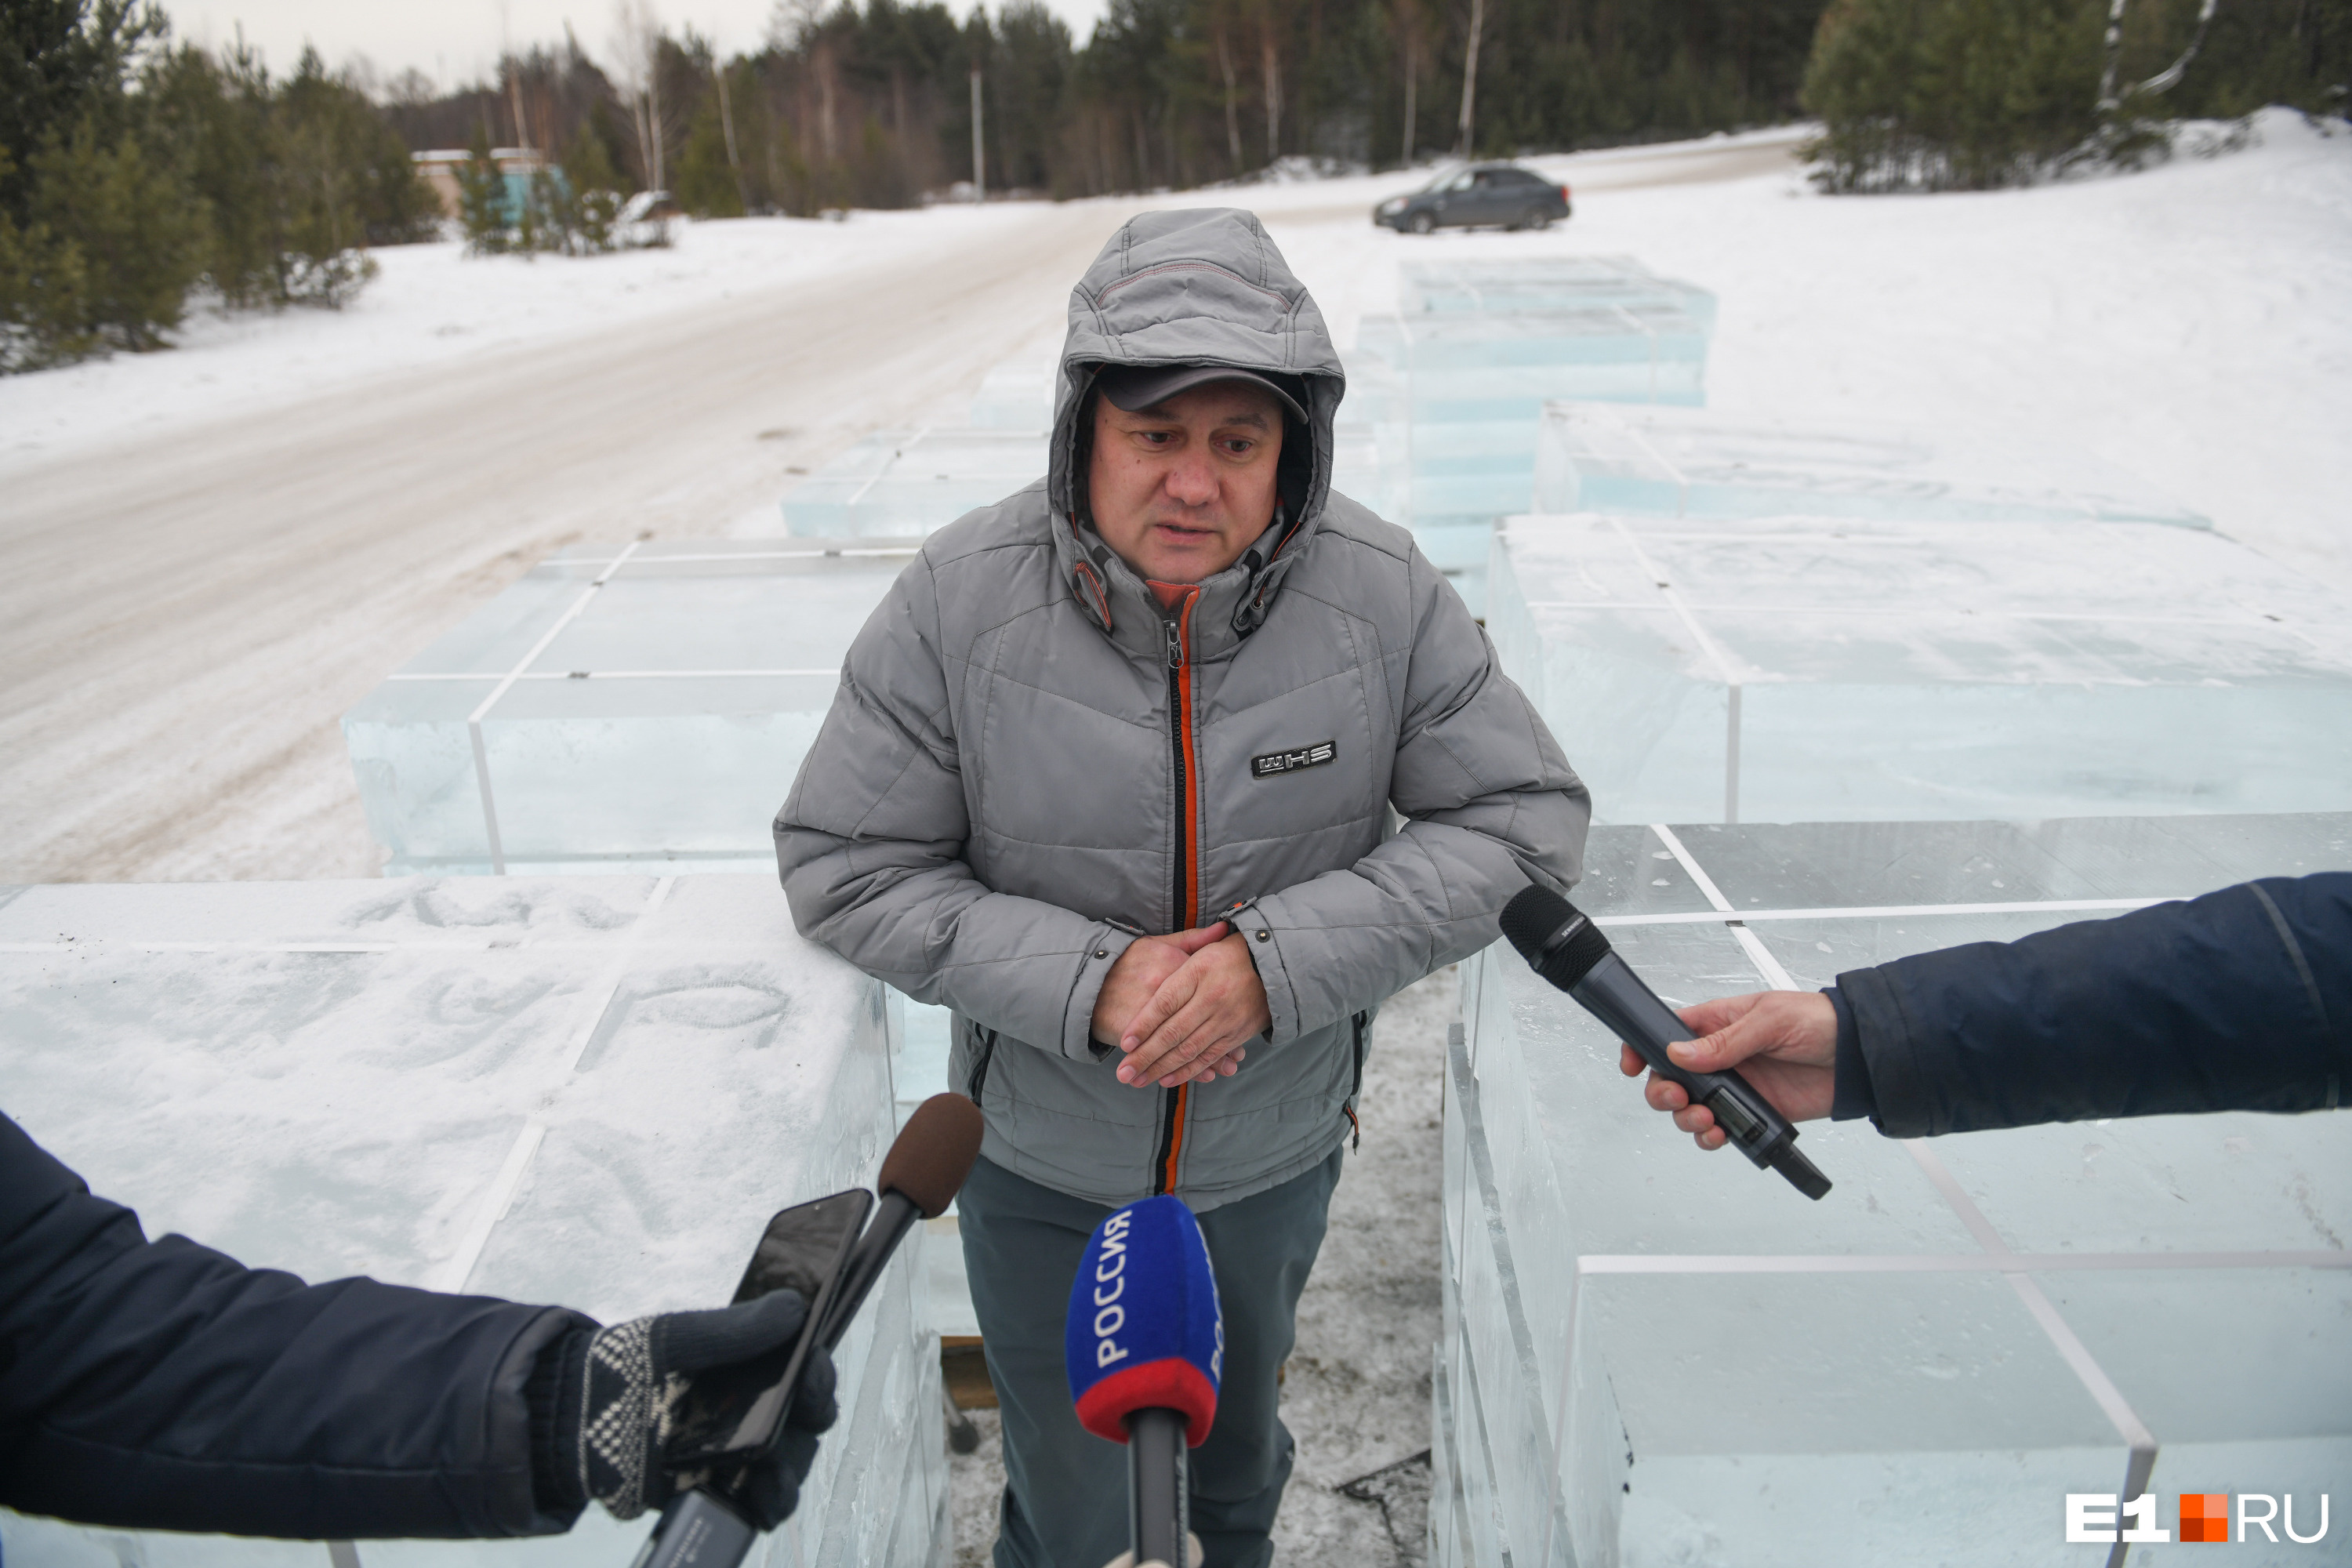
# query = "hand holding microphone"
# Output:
<box><xmin>571</xmin><ymin>1287</ymin><xmax>840</xmax><ymax>1532</ymax></box>
<box><xmin>1501</xmin><ymin>886</ymin><xmax>1831</xmax><ymax>1200</ymax></box>
<box><xmin>1617</xmin><ymin>990</ymin><xmax>1840</xmax><ymax>1148</ymax></box>
<box><xmin>1065</xmin><ymin>1196</ymin><xmax>1224</xmax><ymax>1568</ymax></box>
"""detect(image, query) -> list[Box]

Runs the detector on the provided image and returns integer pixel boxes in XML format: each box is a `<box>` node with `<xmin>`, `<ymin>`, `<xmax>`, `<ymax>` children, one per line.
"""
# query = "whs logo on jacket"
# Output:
<box><xmin>1249</xmin><ymin>739</ymin><xmax>1335</xmax><ymax>779</ymax></box>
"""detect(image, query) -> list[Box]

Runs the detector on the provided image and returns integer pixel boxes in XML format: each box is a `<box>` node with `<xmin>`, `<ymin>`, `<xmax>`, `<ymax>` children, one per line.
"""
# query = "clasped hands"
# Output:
<box><xmin>1092</xmin><ymin>921</ymin><xmax>1272</xmax><ymax>1089</ymax></box>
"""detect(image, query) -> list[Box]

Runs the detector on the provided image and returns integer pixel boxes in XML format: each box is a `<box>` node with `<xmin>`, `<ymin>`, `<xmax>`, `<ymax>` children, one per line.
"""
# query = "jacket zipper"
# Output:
<box><xmin>1151</xmin><ymin>592</ymin><xmax>1200</xmax><ymax>1196</ymax></box>
<box><xmin>1344</xmin><ymin>1010</ymin><xmax>1368</xmax><ymax>1150</ymax></box>
<box><xmin>966</xmin><ymin>1022</ymin><xmax>1000</xmax><ymax>1108</ymax></box>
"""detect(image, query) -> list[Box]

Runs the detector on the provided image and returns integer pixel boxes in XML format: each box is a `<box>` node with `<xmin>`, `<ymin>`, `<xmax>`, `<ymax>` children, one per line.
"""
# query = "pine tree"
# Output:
<box><xmin>27</xmin><ymin>108</ymin><xmax>206</xmax><ymax>350</ymax></box>
<box><xmin>457</xmin><ymin>120</ymin><xmax>510</xmax><ymax>254</ymax></box>
<box><xmin>1803</xmin><ymin>0</ymin><xmax>2104</xmax><ymax>191</ymax></box>
<box><xmin>144</xmin><ymin>39</ymin><xmax>278</xmax><ymax>308</ymax></box>
<box><xmin>0</xmin><ymin>149</ymin><xmax>93</xmax><ymax>370</ymax></box>
<box><xmin>563</xmin><ymin>121</ymin><xmax>622</xmax><ymax>250</ymax></box>
<box><xmin>674</xmin><ymin>94</ymin><xmax>745</xmax><ymax>216</ymax></box>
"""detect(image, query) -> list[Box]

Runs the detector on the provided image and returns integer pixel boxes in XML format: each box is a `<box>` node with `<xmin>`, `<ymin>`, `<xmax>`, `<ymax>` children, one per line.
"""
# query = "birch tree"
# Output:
<box><xmin>608</xmin><ymin>0</ymin><xmax>666</xmax><ymax>191</ymax></box>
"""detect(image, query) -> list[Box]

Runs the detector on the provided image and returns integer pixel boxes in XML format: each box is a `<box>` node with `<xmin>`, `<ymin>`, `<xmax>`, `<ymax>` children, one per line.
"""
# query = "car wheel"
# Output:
<box><xmin>1407</xmin><ymin>210</ymin><xmax>1435</xmax><ymax>235</ymax></box>
<box><xmin>1523</xmin><ymin>206</ymin><xmax>1552</xmax><ymax>230</ymax></box>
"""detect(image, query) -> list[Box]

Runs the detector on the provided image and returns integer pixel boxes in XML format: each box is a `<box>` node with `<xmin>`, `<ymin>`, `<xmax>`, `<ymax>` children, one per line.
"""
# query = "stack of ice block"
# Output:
<box><xmin>968</xmin><ymin>363</ymin><xmax>1057</xmax><ymax>429</ymax></box>
<box><xmin>343</xmin><ymin>539</ymin><xmax>915</xmax><ymax>877</ymax></box>
<box><xmin>1396</xmin><ymin>256</ymin><xmax>1719</xmax><ymax>325</ymax></box>
<box><xmin>1353</xmin><ymin>257</ymin><xmax>1717</xmax><ymax>611</ymax></box>
<box><xmin>1485</xmin><ymin>513</ymin><xmax>2352</xmax><ymax>824</ymax></box>
<box><xmin>341</xmin><ymin>537</ymin><xmax>982</xmax><ymax>1339</ymax></box>
<box><xmin>779</xmin><ymin>429</ymin><xmax>1047</xmax><ymax>538</ymax></box>
<box><xmin>0</xmin><ymin>874</ymin><xmax>946</xmax><ymax>1568</ymax></box>
<box><xmin>1434</xmin><ymin>815</ymin><xmax>2352</xmax><ymax>1568</ymax></box>
<box><xmin>1332</xmin><ymin>350</ymin><xmax>1413</xmax><ymax>525</ymax></box>
<box><xmin>1534</xmin><ymin>402</ymin><xmax>2212</xmax><ymax>527</ymax></box>
<box><xmin>887</xmin><ymin>996</ymin><xmax>978</xmax><ymax>1339</ymax></box>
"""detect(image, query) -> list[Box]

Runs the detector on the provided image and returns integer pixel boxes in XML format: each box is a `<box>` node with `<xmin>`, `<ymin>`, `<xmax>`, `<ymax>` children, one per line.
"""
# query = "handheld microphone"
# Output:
<box><xmin>636</xmin><ymin>1093</ymin><xmax>988</xmax><ymax>1568</ymax></box>
<box><xmin>812</xmin><ymin>1093</ymin><xmax>987</xmax><ymax>1350</ymax></box>
<box><xmin>1065</xmin><ymin>1196</ymin><xmax>1223</xmax><ymax>1568</ymax></box>
<box><xmin>1500</xmin><ymin>886</ymin><xmax>1831</xmax><ymax>1200</ymax></box>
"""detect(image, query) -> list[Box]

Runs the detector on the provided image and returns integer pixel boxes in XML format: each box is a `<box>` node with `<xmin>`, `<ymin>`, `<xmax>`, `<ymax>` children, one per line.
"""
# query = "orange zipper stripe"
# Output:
<box><xmin>1162</xmin><ymin>1082</ymin><xmax>1189</xmax><ymax>1190</ymax></box>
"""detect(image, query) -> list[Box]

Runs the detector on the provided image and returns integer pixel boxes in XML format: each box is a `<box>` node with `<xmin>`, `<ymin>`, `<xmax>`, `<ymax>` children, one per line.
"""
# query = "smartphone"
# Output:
<box><xmin>662</xmin><ymin>1188</ymin><xmax>873</xmax><ymax>1470</ymax></box>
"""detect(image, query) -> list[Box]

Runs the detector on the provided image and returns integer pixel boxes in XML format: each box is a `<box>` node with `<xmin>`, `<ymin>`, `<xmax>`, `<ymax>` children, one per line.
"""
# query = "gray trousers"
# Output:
<box><xmin>959</xmin><ymin>1147</ymin><xmax>1346</xmax><ymax>1568</ymax></box>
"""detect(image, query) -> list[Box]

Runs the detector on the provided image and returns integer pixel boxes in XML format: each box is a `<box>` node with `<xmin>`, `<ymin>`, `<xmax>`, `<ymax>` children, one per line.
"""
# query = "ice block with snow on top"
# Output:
<box><xmin>1534</xmin><ymin>401</ymin><xmax>2211</xmax><ymax>527</ymax></box>
<box><xmin>0</xmin><ymin>873</ymin><xmax>946</xmax><ymax>1568</ymax></box>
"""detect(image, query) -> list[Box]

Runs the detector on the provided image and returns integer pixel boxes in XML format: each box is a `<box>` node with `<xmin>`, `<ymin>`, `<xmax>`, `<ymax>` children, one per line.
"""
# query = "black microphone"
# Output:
<box><xmin>635</xmin><ymin>1094</ymin><xmax>989</xmax><ymax>1568</ymax></box>
<box><xmin>1500</xmin><ymin>886</ymin><xmax>1831</xmax><ymax>1200</ymax></box>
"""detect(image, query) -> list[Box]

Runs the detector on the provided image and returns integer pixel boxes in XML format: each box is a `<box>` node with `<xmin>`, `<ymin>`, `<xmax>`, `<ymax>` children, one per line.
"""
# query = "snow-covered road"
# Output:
<box><xmin>2</xmin><ymin>118</ymin><xmax>2346</xmax><ymax>885</ymax></box>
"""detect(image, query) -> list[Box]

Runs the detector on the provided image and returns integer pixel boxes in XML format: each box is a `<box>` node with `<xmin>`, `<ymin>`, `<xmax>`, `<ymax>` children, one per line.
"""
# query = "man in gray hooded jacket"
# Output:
<box><xmin>775</xmin><ymin>209</ymin><xmax>1588</xmax><ymax>1568</ymax></box>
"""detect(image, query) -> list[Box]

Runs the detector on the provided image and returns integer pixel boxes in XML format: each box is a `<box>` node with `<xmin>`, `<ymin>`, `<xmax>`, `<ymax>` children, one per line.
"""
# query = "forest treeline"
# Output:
<box><xmin>400</xmin><ymin>0</ymin><xmax>1839</xmax><ymax>217</ymax></box>
<box><xmin>1806</xmin><ymin>0</ymin><xmax>2352</xmax><ymax>190</ymax></box>
<box><xmin>4</xmin><ymin>0</ymin><xmax>2347</xmax><ymax>372</ymax></box>
<box><xmin>412</xmin><ymin>0</ymin><xmax>2345</xmax><ymax>216</ymax></box>
<box><xmin>2</xmin><ymin>1</ymin><xmax>437</xmax><ymax>368</ymax></box>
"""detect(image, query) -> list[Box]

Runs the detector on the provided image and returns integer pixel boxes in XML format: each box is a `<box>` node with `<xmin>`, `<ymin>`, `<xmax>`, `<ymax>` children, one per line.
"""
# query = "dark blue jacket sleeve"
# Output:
<box><xmin>0</xmin><ymin>1111</ymin><xmax>594</xmax><ymax>1538</ymax></box>
<box><xmin>1833</xmin><ymin>873</ymin><xmax>2350</xmax><ymax>1138</ymax></box>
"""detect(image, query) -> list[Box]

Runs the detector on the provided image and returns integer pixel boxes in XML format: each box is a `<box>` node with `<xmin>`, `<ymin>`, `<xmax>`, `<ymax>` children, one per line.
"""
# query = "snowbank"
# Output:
<box><xmin>1260</xmin><ymin>109</ymin><xmax>2352</xmax><ymax>590</ymax></box>
<box><xmin>0</xmin><ymin>200</ymin><xmax>1052</xmax><ymax>471</ymax></box>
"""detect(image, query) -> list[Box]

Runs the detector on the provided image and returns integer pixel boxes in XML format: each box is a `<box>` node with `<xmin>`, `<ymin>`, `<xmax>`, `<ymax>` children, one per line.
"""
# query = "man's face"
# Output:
<box><xmin>1087</xmin><ymin>380</ymin><xmax>1286</xmax><ymax>586</ymax></box>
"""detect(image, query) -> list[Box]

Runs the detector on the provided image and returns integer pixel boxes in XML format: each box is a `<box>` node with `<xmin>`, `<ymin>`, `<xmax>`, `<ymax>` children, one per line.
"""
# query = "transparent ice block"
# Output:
<box><xmin>1432</xmin><ymin>815</ymin><xmax>2352</xmax><ymax>1568</ymax></box>
<box><xmin>1399</xmin><ymin>256</ymin><xmax>1718</xmax><ymax>327</ymax></box>
<box><xmin>1354</xmin><ymin>281</ymin><xmax>1715</xmax><ymax>613</ymax></box>
<box><xmin>1332</xmin><ymin>351</ymin><xmax>1413</xmax><ymax>526</ymax></box>
<box><xmin>1486</xmin><ymin>514</ymin><xmax>2352</xmax><ymax>825</ymax></box>
<box><xmin>342</xmin><ymin>539</ymin><xmax>915</xmax><ymax>876</ymax></box>
<box><xmin>0</xmin><ymin>873</ymin><xmax>944</xmax><ymax>1568</ymax></box>
<box><xmin>969</xmin><ymin>363</ymin><xmax>1056</xmax><ymax>430</ymax></box>
<box><xmin>1390</xmin><ymin>303</ymin><xmax>1711</xmax><ymax>419</ymax></box>
<box><xmin>780</xmin><ymin>429</ymin><xmax>1047</xmax><ymax>538</ymax></box>
<box><xmin>887</xmin><ymin>993</ymin><xmax>975</xmax><ymax>1338</ymax></box>
<box><xmin>1533</xmin><ymin>402</ymin><xmax>2211</xmax><ymax>528</ymax></box>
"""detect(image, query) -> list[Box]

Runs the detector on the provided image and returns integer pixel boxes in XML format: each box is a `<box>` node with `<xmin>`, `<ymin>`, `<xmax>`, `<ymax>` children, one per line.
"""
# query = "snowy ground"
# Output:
<box><xmin>3</xmin><ymin>112</ymin><xmax>2349</xmax><ymax>1568</ymax></box>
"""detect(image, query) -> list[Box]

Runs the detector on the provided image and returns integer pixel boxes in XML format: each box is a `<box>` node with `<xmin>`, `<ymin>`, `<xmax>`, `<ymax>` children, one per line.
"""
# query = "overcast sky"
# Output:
<box><xmin>168</xmin><ymin>0</ymin><xmax>1111</xmax><ymax>91</ymax></box>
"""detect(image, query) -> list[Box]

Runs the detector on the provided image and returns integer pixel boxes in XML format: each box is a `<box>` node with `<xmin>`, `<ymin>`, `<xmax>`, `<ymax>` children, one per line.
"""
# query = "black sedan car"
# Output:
<box><xmin>1374</xmin><ymin>163</ymin><xmax>1572</xmax><ymax>234</ymax></box>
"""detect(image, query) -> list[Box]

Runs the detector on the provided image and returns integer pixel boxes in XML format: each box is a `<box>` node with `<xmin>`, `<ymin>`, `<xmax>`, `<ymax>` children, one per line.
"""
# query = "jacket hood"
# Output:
<box><xmin>1047</xmin><ymin>209</ymin><xmax>1347</xmax><ymax>660</ymax></box>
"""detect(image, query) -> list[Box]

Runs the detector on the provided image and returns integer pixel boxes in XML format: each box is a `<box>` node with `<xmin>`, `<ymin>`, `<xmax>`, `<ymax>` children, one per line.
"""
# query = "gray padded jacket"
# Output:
<box><xmin>775</xmin><ymin>209</ymin><xmax>1590</xmax><ymax>1211</ymax></box>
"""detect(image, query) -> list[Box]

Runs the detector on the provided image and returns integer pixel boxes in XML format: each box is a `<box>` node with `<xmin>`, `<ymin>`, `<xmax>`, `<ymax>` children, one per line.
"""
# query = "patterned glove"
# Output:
<box><xmin>553</xmin><ymin>1288</ymin><xmax>838</xmax><ymax>1530</ymax></box>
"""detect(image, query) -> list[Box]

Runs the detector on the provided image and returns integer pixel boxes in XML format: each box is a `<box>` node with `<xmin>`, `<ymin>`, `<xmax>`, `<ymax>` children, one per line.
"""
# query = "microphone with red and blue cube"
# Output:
<box><xmin>1065</xmin><ymin>1195</ymin><xmax>1223</xmax><ymax>1568</ymax></box>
